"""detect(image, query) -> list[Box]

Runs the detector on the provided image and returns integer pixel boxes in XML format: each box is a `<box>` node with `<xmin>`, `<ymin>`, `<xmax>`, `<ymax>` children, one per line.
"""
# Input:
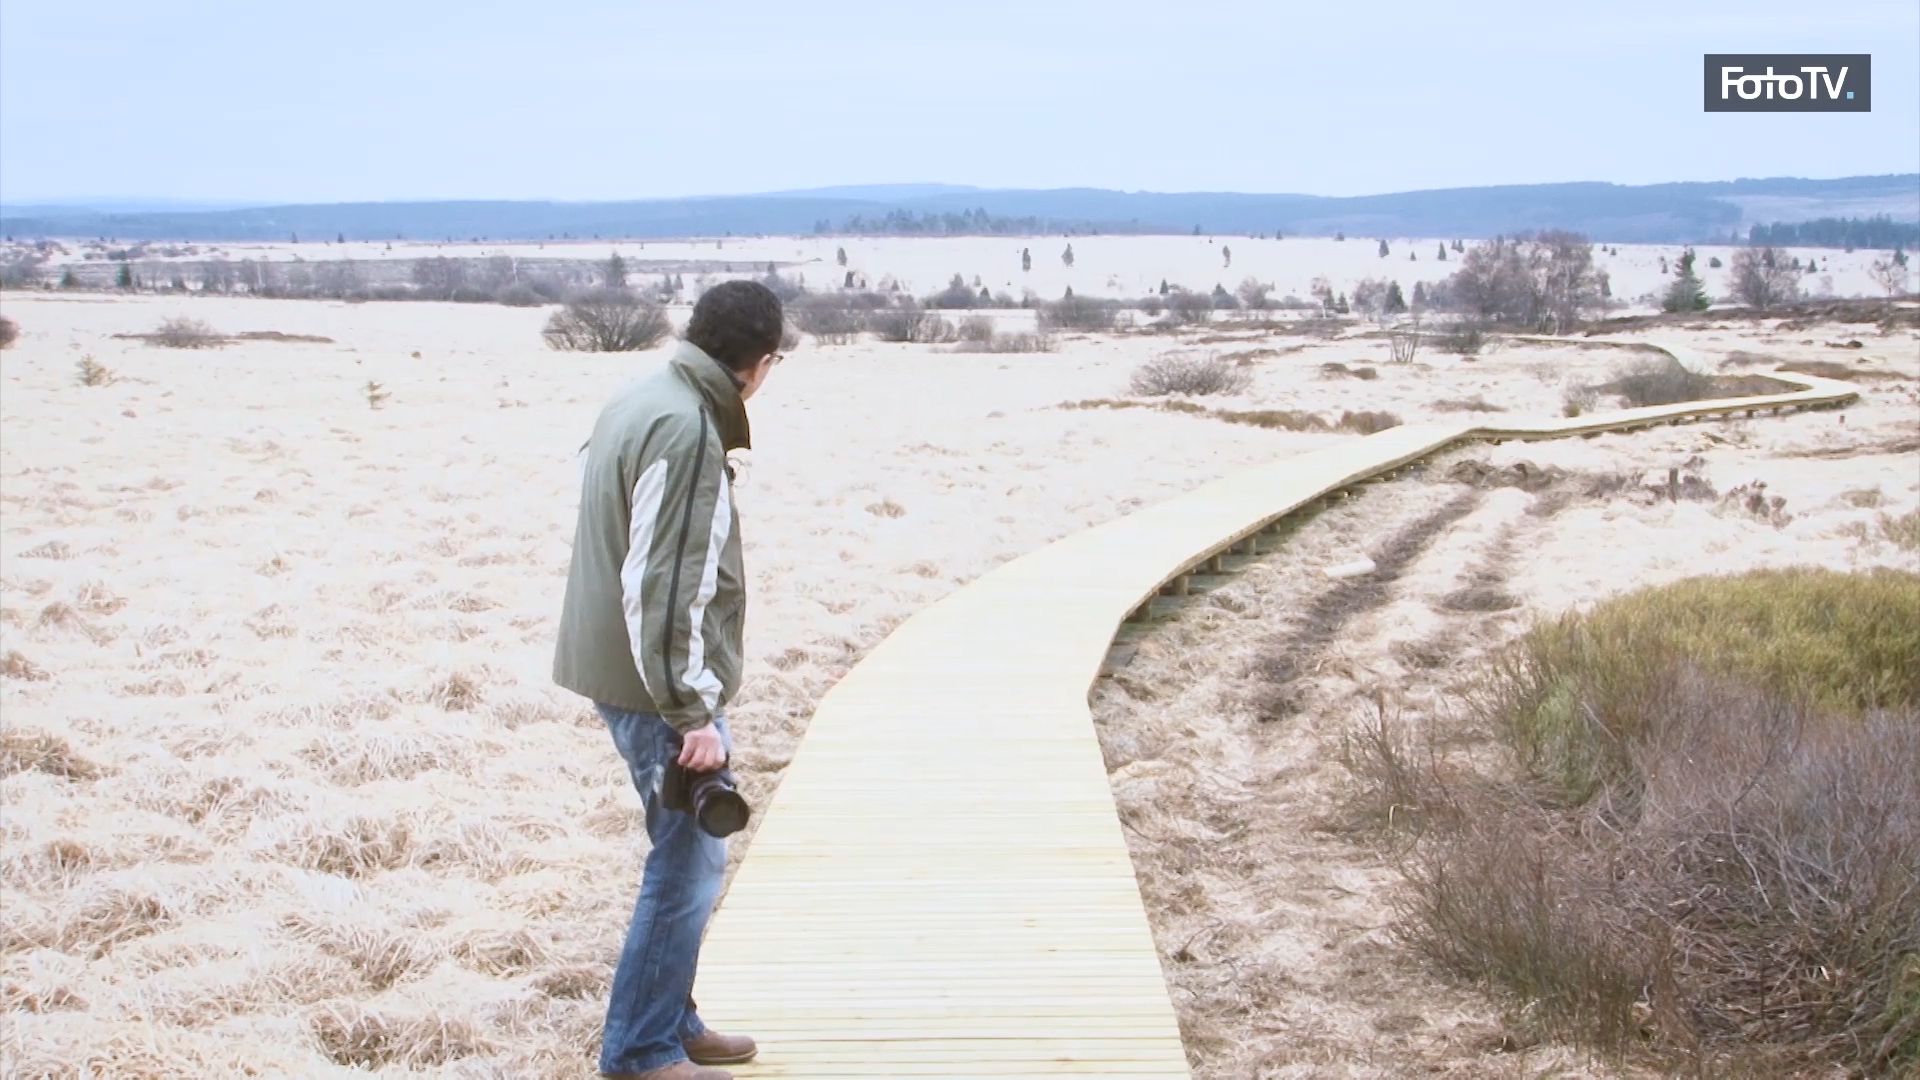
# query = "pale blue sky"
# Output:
<box><xmin>2</xmin><ymin>0</ymin><xmax>1915</xmax><ymax>204</ymax></box>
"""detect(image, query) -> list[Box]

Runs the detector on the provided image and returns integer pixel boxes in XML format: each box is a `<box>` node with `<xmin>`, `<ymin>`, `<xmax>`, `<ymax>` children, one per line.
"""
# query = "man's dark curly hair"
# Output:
<box><xmin>685</xmin><ymin>280</ymin><xmax>785</xmax><ymax>371</ymax></box>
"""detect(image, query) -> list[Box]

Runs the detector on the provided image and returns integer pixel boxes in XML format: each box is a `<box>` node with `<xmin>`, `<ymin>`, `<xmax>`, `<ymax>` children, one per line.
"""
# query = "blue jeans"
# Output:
<box><xmin>597</xmin><ymin>704</ymin><xmax>732</xmax><ymax>1075</ymax></box>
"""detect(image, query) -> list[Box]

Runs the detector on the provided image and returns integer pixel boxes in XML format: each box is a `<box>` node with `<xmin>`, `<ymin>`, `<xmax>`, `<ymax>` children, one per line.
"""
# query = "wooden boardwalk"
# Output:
<box><xmin>693</xmin><ymin>355</ymin><xmax>1858</xmax><ymax>1079</ymax></box>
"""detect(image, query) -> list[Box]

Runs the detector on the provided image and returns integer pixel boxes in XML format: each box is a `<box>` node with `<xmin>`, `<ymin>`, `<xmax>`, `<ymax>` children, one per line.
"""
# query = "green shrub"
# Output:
<box><xmin>1362</xmin><ymin>568</ymin><xmax>1920</xmax><ymax>1074</ymax></box>
<box><xmin>1488</xmin><ymin>568</ymin><xmax>1920</xmax><ymax>801</ymax></box>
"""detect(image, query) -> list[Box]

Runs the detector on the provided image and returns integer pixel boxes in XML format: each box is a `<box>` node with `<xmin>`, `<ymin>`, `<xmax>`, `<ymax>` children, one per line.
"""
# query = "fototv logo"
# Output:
<box><xmin>1705</xmin><ymin>54</ymin><xmax>1870</xmax><ymax>112</ymax></box>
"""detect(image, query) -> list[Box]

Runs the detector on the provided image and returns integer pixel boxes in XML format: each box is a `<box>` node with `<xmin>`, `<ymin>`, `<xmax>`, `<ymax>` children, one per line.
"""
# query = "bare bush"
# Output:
<box><xmin>541</xmin><ymin>289</ymin><xmax>670</xmax><ymax>352</ymax></box>
<box><xmin>1388</xmin><ymin>328</ymin><xmax>1420</xmax><ymax>364</ymax></box>
<box><xmin>1037</xmin><ymin>295</ymin><xmax>1119</xmax><ymax>333</ymax></box>
<box><xmin>869</xmin><ymin>307</ymin><xmax>956</xmax><ymax>344</ymax></box>
<box><xmin>1234</xmin><ymin>278</ymin><xmax>1272</xmax><ymax>311</ymax></box>
<box><xmin>956</xmin><ymin>315</ymin><xmax>996</xmax><ymax>344</ymax></box>
<box><xmin>493</xmin><ymin>283</ymin><xmax>547</xmax><ymax>307</ymax></box>
<box><xmin>1600</xmin><ymin>355</ymin><xmax>1715</xmax><ymax>407</ymax></box>
<box><xmin>923</xmin><ymin>273</ymin><xmax>982</xmax><ymax>309</ymax></box>
<box><xmin>952</xmin><ymin>331</ymin><xmax>1055</xmax><ymax>354</ymax></box>
<box><xmin>1437</xmin><ymin>231</ymin><xmax>1606</xmax><ymax>333</ymax></box>
<box><xmin>1868</xmin><ymin>257</ymin><xmax>1910</xmax><ymax>298</ymax></box>
<box><xmin>1436</xmin><ymin>319</ymin><xmax>1488</xmax><ymax>356</ymax></box>
<box><xmin>1562</xmin><ymin>385</ymin><xmax>1599</xmax><ymax>417</ymax></box>
<box><xmin>792</xmin><ymin>300</ymin><xmax>867</xmax><ymax>345</ymax></box>
<box><xmin>1162</xmin><ymin>290</ymin><xmax>1214</xmax><ymax>325</ymax></box>
<box><xmin>150</xmin><ymin>318</ymin><xmax>225</xmax><ymax>349</ymax></box>
<box><xmin>1129</xmin><ymin>353</ymin><xmax>1253</xmax><ymax>397</ymax></box>
<box><xmin>1728</xmin><ymin>247</ymin><xmax>1802</xmax><ymax>311</ymax></box>
<box><xmin>0</xmin><ymin>316</ymin><xmax>17</xmax><ymax>349</ymax></box>
<box><xmin>411</xmin><ymin>257</ymin><xmax>467</xmax><ymax>300</ymax></box>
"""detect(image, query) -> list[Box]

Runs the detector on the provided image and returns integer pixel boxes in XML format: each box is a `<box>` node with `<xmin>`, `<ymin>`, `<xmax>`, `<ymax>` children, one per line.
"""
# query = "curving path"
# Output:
<box><xmin>692</xmin><ymin>351</ymin><xmax>1859</xmax><ymax>1079</ymax></box>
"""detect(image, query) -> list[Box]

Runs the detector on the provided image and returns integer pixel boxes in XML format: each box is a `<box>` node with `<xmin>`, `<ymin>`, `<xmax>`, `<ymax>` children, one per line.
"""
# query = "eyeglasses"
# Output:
<box><xmin>767</xmin><ymin>353</ymin><xmax>785</xmax><ymax>366</ymax></box>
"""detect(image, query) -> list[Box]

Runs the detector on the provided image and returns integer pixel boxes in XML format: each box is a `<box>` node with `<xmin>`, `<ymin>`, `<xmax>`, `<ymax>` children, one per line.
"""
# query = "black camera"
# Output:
<box><xmin>662</xmin><ymin>757</ymin><xmax>751</xmax><ymax>838</ymax></box>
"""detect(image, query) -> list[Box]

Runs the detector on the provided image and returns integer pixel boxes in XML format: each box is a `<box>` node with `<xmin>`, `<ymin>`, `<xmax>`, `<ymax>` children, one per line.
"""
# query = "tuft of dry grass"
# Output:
<box><xmin>424</xmin><ymin>669</ymin><xmax>486</xmax><ymax>711</ymax></box>
<box><xmin>451</xmin><ymin>924</ymin><xmax>555</xmax><ymax>977</ymax></box>
<box><xmin>300</xmin><ymin>730</ymin><xmax>469</xmax><ymax>785</ymax></box>
<box><xmin>56</xmin><ymin>875</ymin><xmax>189</xmax><ymax>957</ymax></box>
<box><xmin>310</xmin><ymin>1000</ymin><xmax>496</xmax><ymax>1069</ymax></box>
<box><xmin>1</xmin><ymin>729</ymin><xmax>103</xmax><ymax>780</ymax></box>
<box><xmin>284</xmin><ymin>911</ymin><xmax>443</xmax><ymax>990</ymax></box>
<box><xmin>532</xmin><ymin>961</ymin><xmax>611</xmax><ymax>1000</ymax></box>
<box><xmin>20</xmin><ymin>540</ymin><xmax>73</xmax><ymax>560</ymax></box>
<box><xmin>865</xmin><ymin>498</ymin><xmax>908</xmax><ymax>519</ymax></box>
<box><xmin>252</xmin><ymin>811</ymin><xmax>416</xmax><ymax>878</ymax></box>
<box><xmin>2</xmin><ymin>650</ymin><xmax>50</xmax><ymax>681</ymax></box>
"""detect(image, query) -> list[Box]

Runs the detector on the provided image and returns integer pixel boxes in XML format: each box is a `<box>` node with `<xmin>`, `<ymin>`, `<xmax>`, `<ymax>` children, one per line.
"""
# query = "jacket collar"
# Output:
<box><xmin>669</xmin><ymin>340</ymin><xmax>752</xmax><ymax>452</ymax></box>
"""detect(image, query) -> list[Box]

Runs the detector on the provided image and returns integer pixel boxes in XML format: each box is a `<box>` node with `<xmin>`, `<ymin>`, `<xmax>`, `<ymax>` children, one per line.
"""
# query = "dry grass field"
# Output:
<box><xmin>1</xmin><ymin>258</ymin><xmax>1915</xmax><ymax>1077</ymax></box>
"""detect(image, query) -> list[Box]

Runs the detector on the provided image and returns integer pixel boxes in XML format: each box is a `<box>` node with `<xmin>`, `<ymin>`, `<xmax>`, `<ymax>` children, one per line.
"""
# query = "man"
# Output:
<box><xmin>555</xmin><ymin>280</ymin><xmax>785</xmax><ymax>1080</ymax></box>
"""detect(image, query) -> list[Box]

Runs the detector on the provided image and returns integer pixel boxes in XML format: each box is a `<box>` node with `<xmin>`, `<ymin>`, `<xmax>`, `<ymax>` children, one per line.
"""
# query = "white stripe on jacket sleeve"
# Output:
<box><xmin>681</xmin><ymin>467</ymin><xmax>733</xmax><ymax>717</ymax></box>
<box><xmin>620</xmin><ymin>459</ymin><xmax>669</xmax><ymax>699</ymax></box>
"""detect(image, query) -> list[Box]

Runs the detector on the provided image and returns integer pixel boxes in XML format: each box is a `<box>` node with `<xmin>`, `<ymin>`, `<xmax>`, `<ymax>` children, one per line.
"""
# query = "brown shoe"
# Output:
<box><xmin>603</xmin><ymin>1061</ymin><xmax>731</xmax><ymax>1080</ymax></box>
<box><xmin>685</xmin><ymin>1028</ymin><xmax>758</xmax><ymax>1065</ymax></box>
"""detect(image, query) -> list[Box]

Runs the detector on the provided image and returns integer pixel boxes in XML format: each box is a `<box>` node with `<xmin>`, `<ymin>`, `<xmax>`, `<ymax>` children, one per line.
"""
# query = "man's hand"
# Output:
<box><xmin>678</xmin><ymin>723</ymin><xmax>726</xmax><ymax>772</ymax></box>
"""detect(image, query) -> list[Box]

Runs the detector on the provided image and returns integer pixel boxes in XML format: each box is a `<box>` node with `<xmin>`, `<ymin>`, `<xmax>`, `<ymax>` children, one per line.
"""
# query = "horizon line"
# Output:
<box><xmin>6</xmin><ymin>171</ymin><xmax>1919</xmax><ymax>213</ymax></box>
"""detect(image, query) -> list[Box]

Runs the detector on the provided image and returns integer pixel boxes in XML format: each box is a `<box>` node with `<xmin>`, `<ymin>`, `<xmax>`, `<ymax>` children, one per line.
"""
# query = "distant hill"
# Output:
<box><xmin>4</xmin><ymin>175</ymin><xmax>1913</xmax><ymax>244</ymax></box>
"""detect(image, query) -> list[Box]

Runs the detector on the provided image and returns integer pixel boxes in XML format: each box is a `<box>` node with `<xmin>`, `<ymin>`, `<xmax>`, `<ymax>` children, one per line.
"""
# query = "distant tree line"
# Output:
<box><xmin>818</xmin><ymin>208</ymin><xmax>1150</xmax><ymax>237</ymax></box>
<box><xmin>1747</xmin><ymin>215</ymin><xmax>1918</xmax><ymax>250</ymax></box>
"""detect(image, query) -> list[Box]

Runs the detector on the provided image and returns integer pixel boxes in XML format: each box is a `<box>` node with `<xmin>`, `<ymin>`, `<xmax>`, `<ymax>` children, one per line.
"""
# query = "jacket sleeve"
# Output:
<box><xmin>619</xmin><ymin>413</ymin><xmax>733</xmax><ymax>734</ymax></box>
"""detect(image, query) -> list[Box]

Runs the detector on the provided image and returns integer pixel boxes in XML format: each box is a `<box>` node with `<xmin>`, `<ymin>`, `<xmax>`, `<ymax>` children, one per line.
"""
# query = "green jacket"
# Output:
<box><xmin>554</xmin><ymin>341</ymin><xmax>751</xmax><ymax>733</ymax></box>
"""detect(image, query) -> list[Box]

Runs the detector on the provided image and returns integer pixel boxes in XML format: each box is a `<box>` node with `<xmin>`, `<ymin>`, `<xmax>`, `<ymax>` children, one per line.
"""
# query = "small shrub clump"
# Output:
<box><xmin>542</xmin><ymin>289</ymin><xmax>670</xmax><ymax>352</ymax></box>
<box><xmin>1129</xmin><ymin>353</ymin><xmax>1252</xmax><ymax>397</ymax></box>
<box><xmin>952</xmin><ymin>331</ymin><xmax>1055</xmax><ymax>354</ymax></box>
<box><xmin>150</xmin><ymin>317</ymin><xmax>224</xmax><ymax>349</ymax></box>
<box><xmin>1037</xmin><ymin>295</ymin><xmax>1120</xmax><ymax>333</ymax></box>
<box><xmin>956</xmin><ymin>315</ymin><xmax>995</xmax><ymax>344</ymax></box>
<box><xmin>869</xmin><ymin>307</ymin><xmax>956</xmax><ymax>344</ymax></box>
<box><xmin>791</xmin><ymin>296</ymin><xmax>869</xmax><ymax>344</ymax></box>
<box><xmin>1600</xmin><ymin>355</ymin><xmax>1716</xmax><ymax>407</ymax></box>
<box><xmin>493</xmin><ymin>282</ymin><xmax>547</xmax><ymax>307</ymax></box>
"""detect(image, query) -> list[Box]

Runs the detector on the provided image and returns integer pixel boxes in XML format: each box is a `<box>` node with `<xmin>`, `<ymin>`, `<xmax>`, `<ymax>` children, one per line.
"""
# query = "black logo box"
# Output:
<box><xmin>1705</xmin><ymin>54</ymin><xmax>1870</xmax><ymax>112</ymax></box>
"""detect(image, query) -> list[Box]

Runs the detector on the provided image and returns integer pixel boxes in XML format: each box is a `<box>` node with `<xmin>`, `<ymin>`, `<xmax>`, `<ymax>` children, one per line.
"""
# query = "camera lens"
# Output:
<box><xmin>695</xmin><ymin>784</ymin><xmax>750</xmax><ymax>837</ymax></box>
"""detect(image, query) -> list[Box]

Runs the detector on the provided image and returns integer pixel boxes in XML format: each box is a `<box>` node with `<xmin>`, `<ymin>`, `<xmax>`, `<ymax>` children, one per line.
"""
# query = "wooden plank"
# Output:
<box><xmin>691</xmin><ymin>356</ymin><xmax>1856</xmax><ymax>1080</ymax></box>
